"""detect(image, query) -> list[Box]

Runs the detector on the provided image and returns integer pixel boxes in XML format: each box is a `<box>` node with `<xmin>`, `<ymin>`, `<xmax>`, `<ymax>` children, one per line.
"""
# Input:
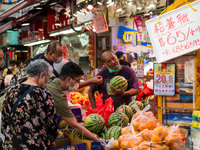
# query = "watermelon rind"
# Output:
<box><xmin>143</xmin><ymin>95</ymin><xmax>155</xmax><ymax>107</ymax></box>
<box><xmin>108</xmin><ymin>112</ymin><xmax>129</xmax><ymax>128</ymax></box>
<box><xmin>84</xmin><ymin>113</ymin><xmax>105</xmax><ymax>135</ymax></box>
<box><xmin>116</xmin><ymin>105</ymin><xmax>133</xmax><ymax>122</ymax></box>
<box><xmin>106</xmin><ymin>126</ymin><xmax>122</xmax><ymax>140</ymax></box>
<box><xmin>110</xmin><ymin>76</ymin><xmax>128</xmax><ymax>91</ymax></box>
<box><xmin>128</xmin><ymin>100</ymin><xmax>144</xmax><ymax>114</ymax></box>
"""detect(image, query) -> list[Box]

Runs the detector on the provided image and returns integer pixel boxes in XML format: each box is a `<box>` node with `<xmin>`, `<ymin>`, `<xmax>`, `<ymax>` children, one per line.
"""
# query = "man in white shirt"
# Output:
<box><xmin>54</xmin><ymin>44</ymin><xmax>69</xmax><ymax>74</ymax></box>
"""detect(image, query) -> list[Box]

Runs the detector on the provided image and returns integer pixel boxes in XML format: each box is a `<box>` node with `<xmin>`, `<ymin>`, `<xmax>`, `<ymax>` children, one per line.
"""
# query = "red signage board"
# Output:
<box><xmin>47</xmin><ymin>0</ymin><xmax>75</xmax><ymax>33</ymax></box>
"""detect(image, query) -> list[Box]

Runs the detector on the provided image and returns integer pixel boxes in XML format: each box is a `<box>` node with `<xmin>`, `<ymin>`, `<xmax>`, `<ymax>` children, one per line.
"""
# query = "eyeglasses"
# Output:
<box><xmin>71</xmin><ymin>77</ymin><xmax>81</xmax><ymax>83</ymax></box>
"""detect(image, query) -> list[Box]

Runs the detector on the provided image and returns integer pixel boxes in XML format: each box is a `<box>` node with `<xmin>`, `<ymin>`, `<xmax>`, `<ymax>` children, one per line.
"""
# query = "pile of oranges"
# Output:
<box><xmin>107</xmin><ymin>111</ymin><xmax>185</xmax><ymax>150</ymax></box>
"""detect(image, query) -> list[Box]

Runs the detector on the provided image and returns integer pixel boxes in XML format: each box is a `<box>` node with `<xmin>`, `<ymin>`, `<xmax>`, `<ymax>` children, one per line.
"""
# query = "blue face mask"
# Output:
<box><xmin>105</xmin><ymin>64</ymin><xmax>121</xmax><ymax>73</ymax></box>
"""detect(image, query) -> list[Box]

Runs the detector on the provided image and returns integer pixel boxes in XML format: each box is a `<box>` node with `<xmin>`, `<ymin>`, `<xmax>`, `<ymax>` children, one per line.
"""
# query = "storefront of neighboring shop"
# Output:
<box><xmin>19</xmin><ymin>17</ymin><xmax>53</xmax><ymax>58</ymax></box>
<box><xmin>48</xmin><ymin>0</ymin><xmax>95</xmax><ymax>75</ymax></box>
<box><xmin>0</xmin><ymin>30</ymin><xmax>29</xmax><ymax>67</ymax></box>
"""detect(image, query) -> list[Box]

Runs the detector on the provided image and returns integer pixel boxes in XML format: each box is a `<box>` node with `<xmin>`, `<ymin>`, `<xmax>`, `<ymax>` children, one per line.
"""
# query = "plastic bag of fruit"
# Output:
<box><xmin>131</xmin><ymin>104</ymin><xmax>158</xmax><ymax>132</ymax></box>
<box><xmin>163</xmin><ymin>125</ymin><xmax>185</xmax><ymax>147</ymax></box>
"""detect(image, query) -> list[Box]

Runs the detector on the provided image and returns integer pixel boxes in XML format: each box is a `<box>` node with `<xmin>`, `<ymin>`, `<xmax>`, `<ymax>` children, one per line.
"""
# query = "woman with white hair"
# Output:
<box><xmin>1</xmin><ymin>59</ymin><xmax>57</xmax><ymax>149</ymax></box>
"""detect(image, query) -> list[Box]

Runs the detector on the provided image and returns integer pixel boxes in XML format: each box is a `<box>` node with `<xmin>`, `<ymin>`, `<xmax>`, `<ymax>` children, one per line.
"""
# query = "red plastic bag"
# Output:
<box><xmin>86</xmin><ymin>95</ymin><xmax>114</xmax><ymax>127</ymax></box>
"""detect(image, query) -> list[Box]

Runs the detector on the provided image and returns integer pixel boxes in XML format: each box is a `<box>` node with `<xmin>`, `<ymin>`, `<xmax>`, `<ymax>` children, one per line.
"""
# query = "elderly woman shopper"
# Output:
<box><xmin>1</xmin><ymin>59</ymin><xmax>57</xmax><ymax>149</ymax></box>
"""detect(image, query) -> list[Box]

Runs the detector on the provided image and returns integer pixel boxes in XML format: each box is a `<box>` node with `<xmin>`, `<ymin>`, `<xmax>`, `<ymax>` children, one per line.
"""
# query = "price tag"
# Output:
<box><xmin>153</xmin><ymin>63</ymin><xmax>175</xmax><ymax>96</ymax></box>
<box><xmin>137</xmin><ymin>59</ymin><xmax>144</xmax><ymax>78</ymax></box>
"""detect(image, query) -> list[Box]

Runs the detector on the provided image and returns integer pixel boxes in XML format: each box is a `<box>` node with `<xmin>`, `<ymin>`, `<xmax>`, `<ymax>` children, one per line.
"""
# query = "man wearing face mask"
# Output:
<box><xmin>88</xmin><ymin>50</ymin><xmax>140</xmax><ymax>110</ymax></box>
<box><xmin>2</xmin><ymin>60</ymin><xmax>18</xmax><ymax>78</ymax></box>
<box><xmin>33</xmin><ymin>40</ymin><xmax>63</xmax><ymax>77</ymax></box>
<box><xmin>46</xmin><ymin>62</ymin><xmax>100</xmax><ymax>142</ymax></box>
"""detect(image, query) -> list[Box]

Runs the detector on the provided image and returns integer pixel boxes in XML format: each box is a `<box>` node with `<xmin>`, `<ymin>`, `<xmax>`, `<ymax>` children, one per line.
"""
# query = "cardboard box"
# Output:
<box><xmin>53</xmin><ymin>138</ymin><xmax>87</xmax><ymax>150</ymax></box>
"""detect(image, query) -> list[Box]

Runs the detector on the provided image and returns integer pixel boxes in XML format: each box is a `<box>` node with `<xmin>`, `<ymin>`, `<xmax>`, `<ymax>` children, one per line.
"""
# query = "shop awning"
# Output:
<box><xmin>0</xmin><ymin>0</ymin><xmax>37</xmax><ymax>21</ymax></box>
<box><xmin>0</xmin><ymin>21</ymin><xmax>12</xmax><ymax>34</ymax></box>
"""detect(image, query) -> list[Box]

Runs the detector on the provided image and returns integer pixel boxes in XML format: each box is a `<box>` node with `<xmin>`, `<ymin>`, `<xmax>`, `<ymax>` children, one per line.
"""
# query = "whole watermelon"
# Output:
<box><xmin>84</xmin><ymin>113</ymin><xmax>105</xmax><ymax>135</ymax></box>
<box><xmin>116</xmin><ymin>105</ymin><xmax>133</xmax><ymax>121</ymax></box>
<box><xmin>106</xmin><ymin>126</ymin><xmax>122</xmax><ymax>140</ymax></box>
<box><xmin>128</xmin><ymin>100</ymin><xmax>144</xmax><ymax>114</ymax></box>
<box><xmin>110</xmin><ymin>75</ymin><xmax>128</xmax><ymax>90</ymax></box>
<box><xmin>108</xmin><ymin>112</ymin><xmax>129</xmax><ymax>128</ymax></box>
<box><xmin>144</xmin><ymin>95</ymin><xmax>155</xmax><ymax>107</ymax></box>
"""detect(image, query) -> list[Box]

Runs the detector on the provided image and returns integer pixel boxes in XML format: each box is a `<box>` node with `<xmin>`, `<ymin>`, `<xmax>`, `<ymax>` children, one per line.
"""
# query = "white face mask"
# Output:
<box><xmin>68</xmin><ymin>78</ymin><xmax>79</xmax><ymax>92</ymax></box>
<box><xmin>53</xmin><ymin>54</ymin><xmax>63</xmax><ymax>64</ymax></box>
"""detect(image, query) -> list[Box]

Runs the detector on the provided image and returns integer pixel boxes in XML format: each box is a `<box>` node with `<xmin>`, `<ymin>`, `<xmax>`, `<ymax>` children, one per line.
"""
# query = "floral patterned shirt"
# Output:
<box><xmin>1</xmin><ymin>84</ymin><xmax>57</xmax><ymax>150</ymax></box>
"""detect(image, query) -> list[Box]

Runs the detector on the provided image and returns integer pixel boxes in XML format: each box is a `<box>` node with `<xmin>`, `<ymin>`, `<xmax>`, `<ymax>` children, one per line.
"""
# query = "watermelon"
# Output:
<box><xmin>100</xmin><ymin>132</ymin><xmax>106</xmax><ymax>139</ymax></box>
<box><xmin>84</xmin><ymin>113</ymin><xmax>105</xmax><ymax>134</ymax></box>
<box><xmin>106</xmin><ymin>126</ymin><xmax>122</xmax><ymax>140</ymax></box>
<box><xmin>116</xmin><ymin>105</ymin><xmax>133</xmax><ymax>122</ymax></box>
<box><xmin>71</xmin><ymin>129</ymin><xmax>82</xmax><ymax>138</ymax></box>
<box><xmin>108</xmin><ymin>112</ymin><xmax>129</xmax><ymax>128</ymax></box>
<box><xmin>110</xmin><ymin>75</ymin><xmax>128</xmax><ymax>90</ymax></box>
<box><xmin>128</xmin><ymin>100</ymin><xmax>144</xmax><ymax>114</ymax></box>
<box><xmin>144</xmin><ymin>95</ymin><xmax>155</xmax><ymax>107</ymax></box>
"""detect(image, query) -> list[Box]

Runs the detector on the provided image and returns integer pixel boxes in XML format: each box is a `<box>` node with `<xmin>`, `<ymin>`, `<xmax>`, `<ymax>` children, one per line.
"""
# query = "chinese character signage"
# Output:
<box><xmin>153</xmin><ymin>63</ymin><xmax>175</xmax><ymax>96</ymax></box>
<box><xmin>93</xmin><ymin>14</ymin><xmax>109</xmax><ymax>34</ymax></box>
<box><xmin>137</xmin><ymin>59</ymin><xmax>144</xmax><ymax>78</ymax></box>
<box><xmin>146</xmin><ymin>0</ymin><xmax>200</xmax><ymax>63</ymax></box>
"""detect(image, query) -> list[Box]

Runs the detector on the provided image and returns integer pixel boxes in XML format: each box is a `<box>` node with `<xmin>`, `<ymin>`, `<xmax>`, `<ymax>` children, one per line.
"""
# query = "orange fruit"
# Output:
<box><xmin>164</xmin><ymin>135</ymin><xmax>174</xmax><ymax>145</ymax></box>
<box><xmin>137</xmin><ymin>141</ymin><xmax>150</xmax><ymax>150</ymax></box>
<box><xmin>121</xmin><ymin>141</ymin><xmax>129</xmax><ymax>149</ymax></box>
<box><xmin>131</xmin><ymin>145</ymin><xmax>137</xmax><ymax>150</ymax></box>
<box><xmin>152</xmin><ymin>144</ymin><xmax>164</xmax><ymax>150</ymax></box>
<box><xmin>139</xmin><ymin>116</ymin><xmax>149</xmax><ymax>123</ymax></box>
<box><xmin>142</xmin><ymin>130</ymin><xmax>154</xmax><ymax>141</ymax></box>
<box><xmin>147</xmin><ymin>120</ymin><xmax>156</xmax><ymax>130</ymax></box>
<box><xmin>144</xmin><ymin>112</ymin><xmax>154</xmax><ymax>118</ymax></box>
<box><xmin>163</xmin><ymin>127</ymin><xmax>171</xmax><ymax>138</ymax></box>
<box><xmin>156</xmin><ymin>122</ymin><xmax>163</xmax><ymax>127</ymax></box>
<box><xmin>134</xmin><ymin>131</ymin><xmax>139</xmax><ymax>135</ymax></box>
<box><xmin>121</xmin><ymin>127</ymin><xmax>130</xmax><ymax>134</ymax></box>
<box><xmin>162</xmin><ymin>144</ymin><xmax>170</xmax><ymax>150</ymax></box>
<box><xmin>150</xmin><ymin>134</ymin><xmax>162</xmax><ymax>143</ymax></box>
<box><xmin>133</xmin><ymin>121</ymin><xmax>140</xmax><ymax>131</ymax></box>
<box><xmin>170</xmin><ymin>142</ymin><xmax>179</xmax><ymax>150</ymax></box>
<box><xmin>154</xmin><ymin>126</ymin><xmax>164</xmax><ymax>137</ymax></box>
<box><xmin>139</xmin><ymin>123</ymin><xmax>148</xmax><ymax>132</ymax></box>
<box><xmin>113</xmin><ymin>140</ymin><xmax>120</xmax><ymax>149</ymax></box>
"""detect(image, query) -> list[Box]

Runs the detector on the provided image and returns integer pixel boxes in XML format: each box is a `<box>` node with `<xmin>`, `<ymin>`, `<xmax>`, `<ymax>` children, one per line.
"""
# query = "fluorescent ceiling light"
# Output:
<box><xmin>49</xmin><ymin>26</ymin><xmax>82</xmax><ymax>37</ymax></box>
<box><xmin>24</xmin><ymin>40</ymin><xmax>51</xmax><ymax>46</ymax></box>
<box><xmin>21</xmin><ymin>23</ymin><xmax>30</xmax><ymax>26</ymax></box>
<box><xmin>97</xmin><ymin>2</ymin><xmax>102</xmax><ymax>5</ymax></box>
<box><xmin>50</xmin><ymin>1</ymin><xmax>57</xmax><ymax>6</ymax></box>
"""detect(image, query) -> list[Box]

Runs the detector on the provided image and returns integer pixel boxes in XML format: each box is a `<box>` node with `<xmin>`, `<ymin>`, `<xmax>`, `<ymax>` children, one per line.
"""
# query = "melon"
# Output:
<box><xmin>144</xmin><ymin>95</ymin><xmax>155</xmax><ymax>107</ymax></box>
<box><xmin>84</xmin><ymin>113</ymin><xmax>105</xmax><ymax>135</ymax></box>
<box><xmin>116</xmin><ymin>105</ymin><xmax>133</xmax><ymax>121</ymax></box>
<box><xmin>108</xmin><ymin>112</ymin><xmax>129</xmax><ymax>128</ymax></box>
<box><xmin>106</xmin><ymin>126</ymin><xmax>122</xmax><ymax>140</ymax></box>
<box><xmin>128</xmin><ymin>100</ymin><xmax>144</xmax><ymax>114</ymax></box>
<box><xmin>110</xmin><ymin>75</ymin><xmax>128</xmax><ymax>90</ymax></box>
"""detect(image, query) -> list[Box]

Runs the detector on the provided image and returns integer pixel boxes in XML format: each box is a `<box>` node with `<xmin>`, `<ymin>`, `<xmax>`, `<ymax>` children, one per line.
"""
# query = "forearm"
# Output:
<box><xmin>79</xmin><ymin>80</ymin><xmax>92</xmax><ymax>89</ymax></box>
<box><xmin>88</xmin><ymin>88</ymin><xmax>97</xmax><ymax>109</ymax></box>
<box><xmin>123</xmin><ymin>88</ymin><xmax>139</xmax><ymax>97</ymax></box>
<box><xmin>74</xmin><ymin>124</ymin><xmax>99</xmax><ymax>142</ymax></box>
<box><xmin>63</xmin><ymin>116</ymin><xmax>99</xmax><ymax>142</ymax></box>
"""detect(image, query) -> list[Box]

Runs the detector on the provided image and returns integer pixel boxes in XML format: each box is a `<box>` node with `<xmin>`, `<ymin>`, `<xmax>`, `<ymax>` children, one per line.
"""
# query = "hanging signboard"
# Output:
<box><xmin>153</xmin><ymin>63</ymin><xmax>175</xmax><ymax>96</ymax></box>
<box><xmin>122</xmin><ymin>31</ymin><xmax>137</xmax><ymax>43</ymax></box>
<box><xmin>146</xmin><ymin>0</ymin><xmax>200</xmax><ymax>63</ymax></box>
<box><xmin>93</xmin><ymin>14</ymin><xmax>109</xmax><ymax>34</ymax></box>
<box><xmin>137</xmin><ymin>58</ymin><xmax>144</xmax><ymax>78</ymax></box>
